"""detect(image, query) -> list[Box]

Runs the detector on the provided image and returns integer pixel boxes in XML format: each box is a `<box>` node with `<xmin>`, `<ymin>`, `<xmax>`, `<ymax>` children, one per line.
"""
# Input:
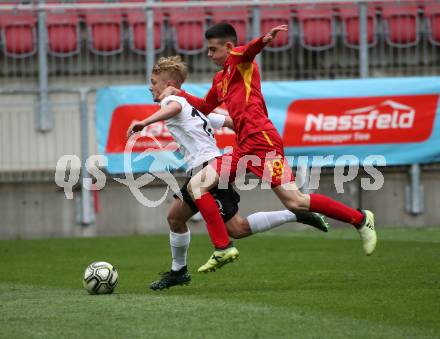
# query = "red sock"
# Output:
<box><xmin>194</xmin><ymin>193</ymin><xmax>230</xmax><ymax>249</ymax></box>
<box><xmin>309</xmin><ymin>193</ymin><xmax>364</xmax><ymax>227</ymax></box>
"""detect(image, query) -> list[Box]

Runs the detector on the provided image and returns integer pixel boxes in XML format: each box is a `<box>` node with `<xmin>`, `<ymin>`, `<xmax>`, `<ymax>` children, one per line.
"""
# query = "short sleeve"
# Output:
<box><xmin>207</xmin><ymin>113</ymin><xmax>226</xmax><ymax>129</ymax></box>
<box><xmin>160</xmin><ymin>95</ymin><xmax>186</xmax><ymax>110</ymax></box>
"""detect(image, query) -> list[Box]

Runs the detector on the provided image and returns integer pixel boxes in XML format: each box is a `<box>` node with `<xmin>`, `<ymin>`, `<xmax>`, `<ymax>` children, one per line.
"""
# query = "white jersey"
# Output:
<box><xmin>160</xmin><ymin>95</ymin><xmax>224</xmax><ymax>172</ymax></box>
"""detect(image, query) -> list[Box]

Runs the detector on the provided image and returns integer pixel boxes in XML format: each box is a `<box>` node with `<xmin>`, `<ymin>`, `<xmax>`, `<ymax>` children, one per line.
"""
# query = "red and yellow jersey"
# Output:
<box><xmin>180</xmin><ymin>37</ymin><xmax>277</xmax><ymax>144</ymax></box>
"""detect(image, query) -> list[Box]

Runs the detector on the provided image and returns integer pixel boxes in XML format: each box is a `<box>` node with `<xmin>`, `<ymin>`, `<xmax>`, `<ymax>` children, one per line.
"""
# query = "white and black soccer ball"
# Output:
<box><xmin>83</xmin><ymin>261</ymin><xmax>118</xmax><ymax>295</ymax></box>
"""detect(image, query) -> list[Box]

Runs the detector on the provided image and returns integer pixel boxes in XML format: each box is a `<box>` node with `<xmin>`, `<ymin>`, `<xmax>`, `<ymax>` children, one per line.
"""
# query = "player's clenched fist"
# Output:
<box><xmin>126</xmin><ymin>120</ymin><xmax>145</xmax><ymax>139</ymax></box>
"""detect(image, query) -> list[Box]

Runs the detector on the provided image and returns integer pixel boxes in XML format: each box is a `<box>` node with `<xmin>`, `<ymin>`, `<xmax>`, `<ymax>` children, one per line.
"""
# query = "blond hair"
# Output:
<box><xmin>152</xmin><ymin>55</ymin><xmax>187</xmax><ymax>86</ymax></box>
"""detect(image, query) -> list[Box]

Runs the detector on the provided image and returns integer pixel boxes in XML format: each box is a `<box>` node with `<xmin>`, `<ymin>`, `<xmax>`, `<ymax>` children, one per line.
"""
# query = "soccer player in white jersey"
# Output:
<box><xmin>127</xmin><ymin>56</ymin><xmax>329</xmax><ymax>290</ymax></box>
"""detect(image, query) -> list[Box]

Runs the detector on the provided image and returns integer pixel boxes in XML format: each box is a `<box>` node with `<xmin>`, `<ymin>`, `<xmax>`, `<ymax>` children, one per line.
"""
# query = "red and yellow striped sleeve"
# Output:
<box><xmin>230</xmin><ymin>36</ymin><xmax>266</xmax><ymax>61</ymax></box>
<box><xmin>178</xmin><ymin>75</ymin><xmax>220</xmax><ymax>115</ymax></box>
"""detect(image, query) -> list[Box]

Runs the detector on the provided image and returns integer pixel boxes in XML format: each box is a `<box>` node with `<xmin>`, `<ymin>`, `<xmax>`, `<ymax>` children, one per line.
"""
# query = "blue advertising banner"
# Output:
<box><xmin>96</xmin><ymin>77</ymin><xmax>440</xmax><ymax>174</ymax></box>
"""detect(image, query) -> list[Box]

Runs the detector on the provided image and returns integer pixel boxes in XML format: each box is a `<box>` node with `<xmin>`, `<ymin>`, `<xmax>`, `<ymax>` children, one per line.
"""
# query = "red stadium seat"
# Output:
<box><xmin>338</xmin><ymin>5</ymin><xmax>378</xmax><ymax>48</ymax></box>
<box><xmin>168</xmin><ymin>8</ymin><xmax>207</xmax><ymax>54</ymax></box>
<box><xmin>126</xmin><ymin>11</ymin><xmax>165</xmax><ymax>54</ymax></box>
<box><xmin>380</xmin><ymin>4</ymin><xmax>420</xmax><ymax>47</ymax></box>
<box><xmin>260</xmin><ymin>7</ymin><xmax>293</xmax><ymax>51</ymax></box>
<box><xmin>46</xmin><ymin>12</ymin><xmax>80</xmax><ymax>57</ymax></box>
<box><xmin>423</xmin><ymin>3</ymin><xmax>440</xmax><ymax>46</ymax></box>
<box><xmin>296</xmin><ymin>7</ymin><xmax>335</xmax><ymax>50</ymax></box>
<box><xmin>210</xmin><ymin>6</ymin><xmax>250</xmax><ymax>46</ymax></box>
<box><xmin>0</xmin><ymin>13</ymin><xmax>37</xmax><ymax>58</ymax></box>
<box><xmin>85</xmin><ymin>12</ymin><xmax>124</xmax><ymax>55</ymax></box>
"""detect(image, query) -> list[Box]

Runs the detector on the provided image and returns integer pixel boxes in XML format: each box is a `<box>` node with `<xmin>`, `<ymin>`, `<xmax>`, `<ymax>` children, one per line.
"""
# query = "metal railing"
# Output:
<box><xmin>1</xmin><ymin>1</ymin><xmax>439</xmax><ymax>86</ymax></box>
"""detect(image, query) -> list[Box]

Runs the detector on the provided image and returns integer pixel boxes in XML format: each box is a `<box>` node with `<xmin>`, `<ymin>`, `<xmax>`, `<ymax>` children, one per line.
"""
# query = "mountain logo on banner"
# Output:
<box><xmin>283</xmin><ymin>95</ymin><xmax>438</xmax><ymax>146</ymax></box>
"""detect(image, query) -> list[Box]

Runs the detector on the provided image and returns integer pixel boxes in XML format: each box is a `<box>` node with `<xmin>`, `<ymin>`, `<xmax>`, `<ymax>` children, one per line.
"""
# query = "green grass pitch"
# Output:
<box><xmin>0</xmin><ymin>228</ymin><xmax>439</xmax><ymax>339</ymax></box>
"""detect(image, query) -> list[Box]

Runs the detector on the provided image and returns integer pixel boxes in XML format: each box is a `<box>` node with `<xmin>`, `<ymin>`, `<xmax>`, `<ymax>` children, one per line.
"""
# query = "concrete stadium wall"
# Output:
<box><xmin>1</xmin><ymin>168</ymin><xmax>439</xmax><ymax>240</ymax></box>
<box><xmin>0</xmin><ymin>75</ymin><xmax>161</xmax><ymax>173</ymax></box>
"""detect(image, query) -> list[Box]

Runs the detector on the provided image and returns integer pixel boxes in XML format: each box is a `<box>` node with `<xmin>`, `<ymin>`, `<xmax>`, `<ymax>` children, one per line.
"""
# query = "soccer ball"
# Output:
<box><xmin>83</xmin><ymin>261</ymin><xmax>118</xmax><ymax>295</ymax></box>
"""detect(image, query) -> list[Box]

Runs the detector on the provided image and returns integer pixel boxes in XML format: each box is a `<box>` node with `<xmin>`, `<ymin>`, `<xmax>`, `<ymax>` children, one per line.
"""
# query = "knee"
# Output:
<box><xmin>187</xmin><ymin>181</ymin><xmax>209</xmax><ymax>201</ymax></box>
<box><xmin>187</xmin><ymin>169</ymin><xmax>218</xmax><ymax>200</ymax></box>
<box><xmin>186</xmin><ymin>182</ymin><xmax>200</xmax><ymax>201</ymax></box>
<box><xmin>186</xmin><ymin>182</ymin><xmax>196</xmax><ymax>200</ymax></box>
<box><xmin>285</xmin><ymin>200</ymin><xmax>302</xmax><ymax>212</ymax></box>
<box><xmin>167</xmin><ymin>213</ymin><xmax>186</xmax><ymax>233</ymax></box>
<box><xmin>227</xmin><ymin>219</ymin><xmax>250</xmax><ymax>239</ymax></box>
<box><xmin>228</xmin><ymin>228</ymin><xmax>246</xmax><ymax>239</ymax></box>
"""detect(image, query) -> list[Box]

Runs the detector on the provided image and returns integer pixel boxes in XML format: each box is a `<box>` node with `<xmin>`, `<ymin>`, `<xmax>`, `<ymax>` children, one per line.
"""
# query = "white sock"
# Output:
<box><xmin>169</xmin><ymin>230</ymin><xmax>191</xmax><ymax>271</ymax></box>
<box><xmin>247</xmin><ymin>210</ymin><xmax>296</xmax><ymax>234</ymax></box>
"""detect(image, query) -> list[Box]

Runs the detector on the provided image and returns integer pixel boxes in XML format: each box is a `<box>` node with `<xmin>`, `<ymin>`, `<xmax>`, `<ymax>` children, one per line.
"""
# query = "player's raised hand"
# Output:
<box><xmin>158</xmin><ymin>86</ymin><xmax>180</xmax><ymax>101</ymax></box>
<box><xmin>126</xmin><ymin>120</ymin><xmax>145</xmax><ymax>139</ymax></box>
<box><xmin>262</xmin><ymin>24</ymin><xmax>288</xmax><ymax>44</ymax></box>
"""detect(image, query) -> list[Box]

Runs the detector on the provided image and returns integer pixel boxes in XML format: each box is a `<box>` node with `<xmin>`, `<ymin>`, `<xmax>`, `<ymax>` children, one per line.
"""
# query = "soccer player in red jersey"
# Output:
<box><xmin>160</xmin><ymin>23</ymin><xmax>377</xmax><ymax>272</ymax></box>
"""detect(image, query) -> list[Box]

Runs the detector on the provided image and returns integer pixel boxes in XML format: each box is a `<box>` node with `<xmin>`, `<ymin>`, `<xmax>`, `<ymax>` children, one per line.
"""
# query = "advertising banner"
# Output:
<box><xmin>96</xmin><ymin>77</ymin><xmax>440</xmax><ymax>174</ymax></box>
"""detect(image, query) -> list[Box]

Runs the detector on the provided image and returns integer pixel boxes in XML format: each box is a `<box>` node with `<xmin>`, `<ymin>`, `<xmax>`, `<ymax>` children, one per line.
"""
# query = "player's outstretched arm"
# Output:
<box><xmin>126</xmin><ymin>101</ymin><xmax>181</xmax><ymax>139</ymax></box>
<box><xmin>262</xmin><ymin>24</ymin><xmax>288</xmax><ymax>45</ymax></box>
<box><xmin>241</xmin><ymin>24</ymin><xmax>288</xmax><ymax>60</ymax></box>
<box><xmin>159</xmin><ymin>81</ymin><xmax>220</xmax><ymax>115</ymax></box>
<box><xmin>180</xmin><ymin>90</ymin><xmax>218</xmax><ymax>114</ymax></box>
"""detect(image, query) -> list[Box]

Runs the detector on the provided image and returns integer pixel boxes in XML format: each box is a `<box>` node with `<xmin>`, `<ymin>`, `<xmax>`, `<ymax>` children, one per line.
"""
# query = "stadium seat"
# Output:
<box><xmin>338</xmin><ymin>5</ymin><xmax>378</xmax><ymax>48</ymax></box>
<box><xmin>168</xmin><ymin>8</ymin><xmax>207</xmax><ymax>54</ymax></box>
<box><xmin>380</xmin><ymin>4</ymin><xmax>420</xmax><ymax>47</ymax></box>
<box><xmin>210</xmin><ymin>6</ymin><xmax>250</xmax><ymax>46</ymax></box>
<box><xmin>260</xmin><ymin>7</ymin><xmax>293</xmax><ymax>51</ymax></box>
<box><xmin>126</xmin><ymin>11</ymin><xmax>165</xmax><ymax>55</ymax></box>
<box><xmin>296</xmin><ymin>7</ymin><xmax>336</xmax><ymax>51</ymax></box>
<box><xmin>85</xmin><ymin>12</ymin><xmax>124</xmax><ymax>55</ymax></box>
<box><xmin>0</xmin><ymin>13</ymin><xmax>37</xmax><ymax>58</ymax></box>
<box><xmin>423</xmin><ymin>3</ymin><xmax>440</xmax><ymax>46</ymax></box>
<box><xmin>46</xmin><ymin>12</ymin><xmax>80</xmax><ymax>57</ymax></box>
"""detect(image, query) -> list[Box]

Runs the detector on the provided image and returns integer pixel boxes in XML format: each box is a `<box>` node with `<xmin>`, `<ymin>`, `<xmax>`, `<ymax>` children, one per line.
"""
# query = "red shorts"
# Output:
<box><xmin>212</xmin><ymin>129</ymin><xmax>295</xmax><ymax>187</ymax></box>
